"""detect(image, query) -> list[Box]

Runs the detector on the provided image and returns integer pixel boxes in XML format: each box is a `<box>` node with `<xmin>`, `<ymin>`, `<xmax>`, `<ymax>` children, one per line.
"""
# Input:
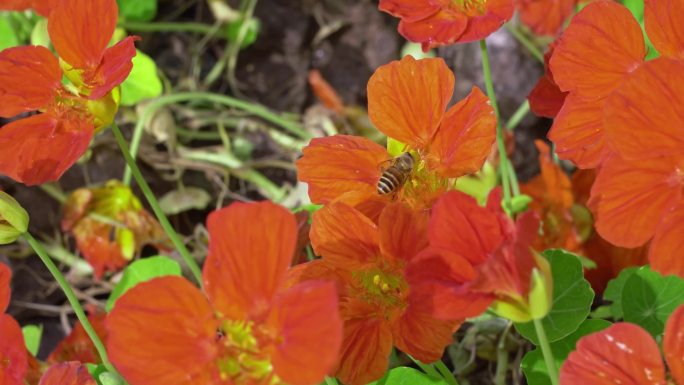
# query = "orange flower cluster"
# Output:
<box><xmin>542</xmin><ymin>0</ymin><xmax>684</xmax><ymax>277</ymax></box>
<box><xmin>0</xmin><ymin>0</ymin><xmax>137</xmax><ymax>186</ymax></box>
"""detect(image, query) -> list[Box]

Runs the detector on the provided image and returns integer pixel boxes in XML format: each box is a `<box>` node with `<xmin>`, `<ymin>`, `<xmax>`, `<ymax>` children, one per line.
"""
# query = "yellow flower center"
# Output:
<box><xmin>449</xmin><ymin>0</ymin><xmax>487</xmax><ymax>16</ymax></box>
<box><xmin>397</xmin><ymin>157</ymin><xmax>449</xmax><ymax>211</ymax></box>
<box><xmin>355</xmin><ymin>266</ymin><xmax>408</xmax><ymax>318</ymax></box>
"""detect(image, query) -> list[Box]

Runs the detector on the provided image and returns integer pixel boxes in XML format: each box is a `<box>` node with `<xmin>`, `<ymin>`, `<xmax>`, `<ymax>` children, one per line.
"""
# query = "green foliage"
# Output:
<box><xmin>120</xmin><ymin>50</ymin><xmax>163</xmax><ymax>106</ymax></box>
<box><xmin>21</xmin><ymin>324</ymin><xmax>42</xmax><ymax>356</ymax></box>
<box><xmin>621</xmin><ymin>266</ymin><xmax>684</xmax><ymax>336</ymax></box>
<box><xmin>454</xmin><ymin>162</ymin><xmax>497</xmax><ymax>205</ymax></box>
<box><xmin>159</xmin><ymin>187</ymin><xmax>212</xmax><ymax>215</ymax></box>
<box><xmin>30</xmin><ymin>19</ymin><xmax>49</xmax><ymax>47</ymax></box>
<box><xmin>98</xmin><ymin>372</ymin><xmax>125</xmax><ymax>385</ymax></box>
<box><xmin>603</xmin><ymin>266</ymin><xmax>639</xmax><ymax>320</ymax></box>
<box><xmin>515</xmin><ymin>249</ymin><xmax>594</xmax><ymax>344</ymax></box>
<box><xmin>0</xmin><ymin>16</ymin><xmax>20</xmax><ymax>50</ymax></box>
<box><xmin>117</xmin><ymin>0</ymin><xmax>157</xmax><ymax>22</ymax></box>
<box><xmin>368</xmin><ymin>367</ymin><xmax>446</xmax><ymax>385</ymax></box>
<box><xmin>522</xmin><ymin>319</ymin><xmax>611</xmax><ymax>385</ymax></box>
<box><xmin>227</xmin><ymin>16</ymin><xmax>260</xmax><ymax>49</ymax></box>
<box><xmin>106</xmin><ymin>256</ymin><xmax>181</xmax><ymax>312</ymax></box>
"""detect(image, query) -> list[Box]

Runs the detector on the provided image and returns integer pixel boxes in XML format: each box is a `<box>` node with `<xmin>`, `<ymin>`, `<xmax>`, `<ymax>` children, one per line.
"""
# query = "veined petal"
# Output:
<box><xmin>378</xmin><ymin>0</ymin><xmax>440</xmax><ymax>22</ymax></box>
<box><xmin>268</xmin><ymin>281</ymin><xmax>342</xmax><ymax>385</ymax></box>
<box><xmin>664</xmin><ymin>304</ymin><xmax>684</xmax><ymax>385</ymax></box>
<box><xmin>48</xmin><ymin>312</ymin><xmax>107</xmax><ymax>364</ymax></box>
<box><xmin>0</xmin><ymin>0</ymin><xmax>31</xmax><ymax>11</ymax></box>
<box><xmin>296</xmin><ymin>135</ymin><xmax>388</xmax><ymax>205</ymax></box>
<box><xmin>378</xmin><ymin>203</ymin><xmax>428</xmax><ymax>263</ymax></box>
<box><xmin>0</xmin><ymin>314</ymin><xmax>27</xmax><ymax>385</ymax></box>
<box><xmin>604</xmin><ymin>59</ymin><xmax>684</xmax><ymax>160</ymax></box>
<box><xmin>649</xmin><ymin>203</ymin><xmax>684</xmax><ymax>278</ymax></box>
<box><xmin>528</xmin><ymin>75</ymin><xmax>567</xmax><ymax>118</ymax></box>
<box><xmin>335</xmin><ymin>316</ymin><xmax>393</xmax><ymax>385</ymax></box>
<box><xmin>518</xmin><ymin>0</ymin><xmax>576</xmax><ymax>36</ymax></box>
<box><xmin>72</xmin><ymin>220</ymin><xmax>129</xmax><ymax>279</ymax></box>
<box><xmin>548</xmin><ymin>94</ymin><xmax>608</xmax><ymax>169</ymax></box>
<box><xmin>397</xmin><ymin>11</ymin><xmax>468</xmax><ymax>51</ymax></box>
<box><xmin>560</xmin><ymin>323</ymin><xmax>665</xmax><ymax>385</ymax></box>
<box><xmin>48</xmin><ymin>0</ymin><xmax>118</xmax><ymax>70</ymax></box>
<box><xmin>86</xmin><ymin>36</ymin><xmax>139</xmax><ymax>100</ymax></box>
<box><xmin>106</xmin><ymin>276</ymin><xmax>220</xmax><ymax>385</ymax></box>
<box><xmin>456</xmin><ymin>0</ymin><xmax>515</xmax><ymax>43</ymax></box>
<box><xmin>0</xmin><ymin>262</ymin><xmax>10</xmax><ymax>313</ymax></box>
<box><xmin>589</xmin><ymin>155</ymin><xmax>683</xmax><ymax>248</ymax></box>
<box><xmin>0</xmin><ymin>114</ymin><xmax>93</xmax><ymax>186</ymax></box>
<box><xmin>0</xmin><ymin>45</ymin><xmax>61</xmax><ymax>117</ymax></box>
<box><xmin>550</xmin><ymin>1</ymin><xmax>645</xmax><ymax>100</ymax></box>
<box><xmin>426</xmin><ymin>86</ymin><xmax>496</xmax><ymax>178</ymax></box>
<box><xmin>644</xmin><ymin>0</ymin><xmax>684</xmax><ymax>60</ymax></box>
<box><xmin>38</xmin><ymin>363</ymin><xmax>96</xmax><ymax>385</ymax></box>
<box><xmin>310</xmin><ymin>202</ymin><xmax>380</xmax><ymax>271</ymax></box>
<box><xmin>203</xmin><ymin>201</ymin><xmax>296</xmax><ymax>320</ymax></box>
<box><xmin>368</xmin><ymin>56</ymin><xmax>453</xmax><ymax>148</ymax></box>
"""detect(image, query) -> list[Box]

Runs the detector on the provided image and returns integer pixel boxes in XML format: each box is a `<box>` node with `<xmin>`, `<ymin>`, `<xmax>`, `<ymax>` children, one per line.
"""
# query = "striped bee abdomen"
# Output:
<box><xmin>376</xmin><ymin>152</ymin><xmax>414</xmax><ymax>195</ymax></box>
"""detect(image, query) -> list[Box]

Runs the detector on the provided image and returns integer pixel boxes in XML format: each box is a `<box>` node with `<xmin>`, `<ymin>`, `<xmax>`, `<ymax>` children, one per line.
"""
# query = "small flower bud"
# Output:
<box><xmin>0</xmin><ymin>191</ymin><xmax>29</xmax><ymax>244</ymax></box>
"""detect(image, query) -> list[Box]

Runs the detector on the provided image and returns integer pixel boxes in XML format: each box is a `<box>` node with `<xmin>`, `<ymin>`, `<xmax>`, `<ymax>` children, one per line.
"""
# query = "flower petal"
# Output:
<box><xmin>268</xmin><ymin>281</ymin><xmax>342</xmax><ymax>385</ymax></box>
<box><xmin>335</xmin><ymin>316</ymin><xmax>393</xmax><ymax>385</ymax></box>
<box><xmin>528</xmin><ymin>75</ymin><xmax>567</xmax><ymax>119</ymax></box>
<box><xmin>589</xmin><ymin>155</ymin><xmax>682</xmax><ymax>248</ymax></box>
<box><xmin>560</xmin><ymin>323</ymin><xmax>665</xmax><ymax>385</ymax></box>
<box><xmin>368</xmin><ymin>56</ymin><xmax>453</xmax><ymax>148</ymax></box>
<box><xmin>86</xmin><ymin>36</ymin><xmax>139</xmax><ymax>100</ymax></box>
<box><xmin>310</xmin><ymin>202</ymin><xmax>380</xmax><ymax>271</ymax></box>
<box><xmin>0</xmin><ymin>114</ymin><xmax>93</xmax><ymax>186</ymax></box>
<box><xmin>644</xmin><ymin>0</ymin><xmax>684</xmax><ymax>60</ymax></box>
<box><xmin>48</xmin><ymin>312</ymin><xmax>107</xmax><ymax>365</ymax></box>
<box><xmin>72</xmin><ymin>220</ymin><xmax>129</xmax><ymax>279</ymax></box>
<box><xmin>0</xmin><ymin>0</ymin><xmax>32</xmax><ymax>11</ymax></box>
<box><xmin>518</xmin><ymin>0</ymin><xmax>576</xmax><ymax>36</ymax></box>
<box><xmin>48</xmin><ymin>0</ymin><xmax>118</xmax><ymax>70</ymax></box>
<box><xmin>0</xmin><ymin>262</ymin><xmax>10</xmax><ymax>313</ymax></box>
<box><xmin>378</xmin><ymin>203</ymin><xmax>428</xmax><ymax>263</ymax></box>
<box><xmin>0</xmin><ymin>314</ymin><xmax>27</xmax><ymax>385</ymax></box>
<box><xmin>549</xmin><ymin>1</ymin><xmax>645</xmax><ymax>100</ymax></box>
<box><xmin>0</xmin><ymin>45</ymin><xmax>61</xmax><ymax>117</ymax></box>
<box><xmin>397</xmin><ymin>11</ymin><xmax>468</xmax><ymax>51</ymax></box>
<box><xmin>106</xmin><ymin>276</ymin><xmax>220</xmax><ymax>385</ymax></box>
<box><xmin>548</xmin><ymin>93</ymin><xmax>608</xmax><ymax>169</ymax></box>
<box><xmin>456</xmin><ymin>0</ymin><xmax>515</xmax><ymax>43</ymax></box>
<box><xmin>649</xmin><ymin>203</ymin><xmax>684</xmax><ymax>278</ymax></box>
<box><xmin>296</xmin><ymin>135</ymin><xmax>388</xmax><ymax>205</ymax></box>
<box><xmin>378</xmin><ymin>0</ymin><xmax>440</xmax><ymax>23</ymax></box>
<box><xmin>38</xmin><ymin>363</ymin><xmax>96</xmax><ymax>385</ymax></box>
<box><xmin>426</xmin><ymin>86</ymin><xmax>496</xmax><ymax>178</ymax></box>
<box><xmin>664</xmin><ymin>304</ymin><xmax>684</xmax><ymax>384</ymax></box>
<box><xmin>203</xmin><ymin>201</ymin><xmax>296</xmax><ymax>320</ymax></box>
<box><xmin>604</xmin><ymin>58</ymin><xmax>684</xmax><ymax>160</ymax></box>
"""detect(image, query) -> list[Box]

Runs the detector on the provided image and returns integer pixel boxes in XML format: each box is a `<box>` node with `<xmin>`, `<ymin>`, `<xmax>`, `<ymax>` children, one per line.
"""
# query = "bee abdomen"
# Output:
<box><xmin>377</xmin><ymin>169</ymin><xmax>402</xmax><ymax>195</ymax></box>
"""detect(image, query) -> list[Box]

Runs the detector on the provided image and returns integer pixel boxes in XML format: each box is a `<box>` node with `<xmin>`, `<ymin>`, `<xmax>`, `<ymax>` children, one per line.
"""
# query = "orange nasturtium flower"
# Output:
<box><xmin>516</xmin><ymin>0</ymin><xmax>580</xmax><ymax>37</ymax></box>
<box><xmin>378</xmin><ymin>0</ymin><xmax>514</xmax><ymax>51</ymax></box>
<box><xmin>106</xmin><ymin>201</ymin><xmax>343</xmax><ymax>385</ymax></box>
<box><xmin>0</xmin><ymin>0</ymin><xmax>55</xmax><ymax>16</ymax></box>
<box><xmin>61</xmin><ymin>180</ymin><xmax>168</xmax><ymax>279</ymax></box>
<box><xmin>0</xmin><ymin>0</ymin><xmax>137</xmax><ymax>186</ymax></box>
<box><xmin>0</xmin><ymin>263</ymin><xmax>28</xmax><ymax>385</ymax></box>
<box><xmin>36</xmin><ymin>362</ymin><xmax>96</xmax><ymax>385</ymax></box>
<box><xmin>47</xmin><ymin>311</ymin><xmax>107</xmax><ymax>365</ymax></box>
<box><xmin>294</xmin><ymin>202</ymin><xmax>461</xmax><ymax>385</ymax></box>
<box><xmin>561</xmin><ymin>303</ymin><xmax>684</xmax><ymax>384</ymax></box>
<box><xmin>528</xmin><ymin>41</ymin><xmax>567</xmax><ymax>119</ymax></box>
<box><xmin>408</xmin><ymin>189</ymin><xmax>552</xmax><ymax>324</ymax></box>
<box><xmin>297</xmin><ymin>56</ymin><xmax>496</xmax><ymax>216</ymax></box>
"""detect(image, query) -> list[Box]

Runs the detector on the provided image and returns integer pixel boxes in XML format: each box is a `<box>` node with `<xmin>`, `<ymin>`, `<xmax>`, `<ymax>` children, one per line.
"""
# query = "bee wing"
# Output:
<box><xmin>377</xmin><ymin>157</ymin><xmax>398</xmax><ymax>172</ymax></box>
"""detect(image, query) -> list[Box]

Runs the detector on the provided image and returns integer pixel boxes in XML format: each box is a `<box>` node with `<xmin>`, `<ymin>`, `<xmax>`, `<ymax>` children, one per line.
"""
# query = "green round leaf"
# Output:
<box><xmin>21</xmin><ymin>324</ymin><xmax>43</xmax><ymax>356</ymax></box>
<box><xmin>226</xmin><ymin>16</ymin><xmax>260</xmax><ymax>49</ymax></box>
<box><xmin>522</xmin><ymin>319</ymin><xmax>611</xmax><ymax>385</ymax></box>
<box><xmin>120</xmin><ymin>50</ymin><xmax>163</xmax><ymax>106</ymax></box>
<box><xmin>106</xmin><ymin>256</ymin><xmax>181</xmax><ymax>312</ymax></box>
<box><xmin>515</xmin><ymin>249</ymin><xmax>595</xmax><ymax>344</ymax></box>
<box><xmin>117</xmin><ymin>0</ymin><xmax>157</xmax><ymax>22</ymax></box>
<box><xmin>622</xmin><ymin>266</ymin><xmax>684</xmax><ymax>336</ymax></box>
<box><xmin>0</xmin><ymin>16</ymin><xmax>20</xmax><ymax>50</ymax></box>
<box><xmin>368</xmin><ymin>367</ymin><xmax>446</xmax><ymax>385</ymax></box>
<box><xmin>603</xmin><ymin>266</ymin><xmax>639</xmax><ymax>320</ymax></box>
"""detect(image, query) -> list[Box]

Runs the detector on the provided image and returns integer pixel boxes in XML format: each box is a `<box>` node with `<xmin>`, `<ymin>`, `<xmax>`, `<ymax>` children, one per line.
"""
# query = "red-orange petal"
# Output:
<box><xmin>0</xmin><ymin>45</ymin><xmax>61</xmax><ymax>118</ymax></box>
<box><xmin>426</xmin><ymin>86</ymin><xmax>496</xmax><ymax>178</ymax></box>
<box><xmin>664</xmin><ymin>304</ymin><xmax>684</xmax><ymax>384</ymax></box>
<box><xmin>644</xmin><ymin>0</ymin><xmax>684</xmax><ymax>60</ymax></box>
<box><xmin>549</xmin><ymin>1</ymin><xmax>645</xmax><ymax>100</ymax></box>
<box><xmin>0</xmin><ymin>0</ymin><xmax>31</xmax><ymax>11</ymax></box>
<box><xmin>378</xmin><ymin>0</ymin><xmax>440</xmax><ymax>23</ymax></box>
<box><xmin>268</xmin><ymin>281</ymin><xmax>342</xmax><ymax>385</ymax></box>
<box><xmin>517</xmin><ymin>0</ymin><xmax>576</xmax><ymax>36</ymax></box>
<box><xmin>604</xmin><ymin>59</ymin><xmax>684</xmax><ymax>160</ymax></box>
<box><xmin>589</xmin><ymin>155</ymin><xmax>682</xmax><ymax>248</ymax></box>
<box><xmin>0</xmin><ymin>314</ymin><xmax>27</xmax><ymax>385</ymax></box>
<box><xmin>48</xmin><ymin>0</ymin><xmax>118</xmax><ymax>70</ymax></box>
<box><xmin>310</xmin><ymin>202</ymin><xmax>380</xmax><ymax>271</ymax></box>
<box><xmin>560</xmin><ymin>323</ymin><xmax>665</xmax><ymax>385</ymax></box>
<box><xmin>0</xmin><ymin>114</ymin><xmax>93</xmax><ymax>186</ymax></box>
<box><xmin>649</xmin><ymin>203</ymin><xmax>684</xmax><ymax>278</ymax></box>
<box><xmin>335</xmin><ymin>317</ymin><xmax>393</xmax><ymax>385</ymax></box>
<box><xmin>308</xmin><ymin>70</ymin><xmax>344</xmax><ymax>114</ymax></box>
<box><xmin>86</xmin><ymin>36</ymin><xmax>139</xmax><ymax>100</ymax></box>
<box><xmin>378</xmin><ymin>203</ymin><xmax>428</xmax><ymax>263</ymax></box>
<box><xmin>367</xmin><ymin>56</ymin><xmax>453</xmax><ymax>148</ymax></box>
<box><xmin>0</xmin><ymin>262</ymin><xmax>10</xmax><ymax>313</ymax></box>
<box><xmin>547</xmin><ymin>93</ymin><xmax>608</xmax><ymax>169</ymax></box>
<box><xmin>203</xmin><ymin>201</ymin><xmax>296</xmax><ymax>320</ymax></box>
<box><xmin>106</xmin><ymin>276</ymin><xmax>220</xmax><ymax>385</ymax></box>
<box><xmin>38</xmin><ymin>363</ymin><xmax>95</xmax><ymax>385</ymax></box>
<box><xmin>397</xmin><ymin>10</ymin><xmax>468</xmax><ymax>51</ymax></box>
<box><xmin>48</xmin><ymin>312</ymin><xmax>107</xmax><ymax>364</ymax></box>
<box><xmin>528</xmin><ymin>75</ymin><xmax>567</xmax><ymax>118</ymax></box>
<box><xmin>456</xmin><ymin>0</ymin><xmax>515</xmax><ymax>43</ymax></box>
<box><xmin>73</xmin><ymin>221</ymin><xmax>128</xmax><ymax>279</ymax></box>
<box><xmin>296</xmin><ymin>135</ymin><xmax>388</xmax><ymax>205</ymax></box>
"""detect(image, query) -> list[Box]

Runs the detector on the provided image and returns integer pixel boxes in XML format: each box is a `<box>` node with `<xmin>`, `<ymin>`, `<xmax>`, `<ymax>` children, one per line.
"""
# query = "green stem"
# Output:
<box><xmin>122</xmin><ymin>92</ymin><xmax>309</xmax><ymax>185</ymax></box>
<box><xmin>324</xmin><ymin>377</ymin><xmax>339</xmax><ymax>385</ymax></box>
<box><xmin>111</xmin><ymin>123</ymin><xmax>204</xmax><ymax>286</ymax></box>
<box><xmin>494</xmin><ymin>321</ymin><xmax>513</xmax><ymax>385</ymax></box>
<box><xmin>409</xmin><ymin>356</ymin><xmax>441</xmax><ymax>379</ymax></box>
<box><xmin>23</xmin><ymin>232</ymin><xmax>117</xmax><ymax>375</ymax></box>
<box><xmin>434</xmin><ymin>360</ymin><xmax>460</xmax><ymax>385</ymax></box>
<box><xmin>505</xmin><ymin>24</ymin><xmax>545</xmax><ymax>63</ymax></box>
<box><xmin>119</xmin><ymin>21</ymin><xmax>218</xmax><ymax>35</ymax></box>
<box><xmin>505</xmin><ymin>100</ymin><xmax>530</xmax><ymax>131</ymax></box>
<box><xmin>39</xmin><ymin>184</ymin><xmax>67</xmax><ymax>203</ymax></box>
<box><xmin>479</xmin><ymin>39</ymin><xmax>516</xmax><ymax>213</ymax></box>
<box><xmin>534</xmin><ymin>318</ymin><xmax>559</xmax><ymax>385</ymax></box>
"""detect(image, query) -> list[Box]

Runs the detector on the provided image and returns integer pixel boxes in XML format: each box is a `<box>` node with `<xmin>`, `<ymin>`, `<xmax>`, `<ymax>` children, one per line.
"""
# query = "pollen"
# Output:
<box><xmin>450</xmin><ymin>0</ymin><xmax>487</xmax><ymax>16</ymax></box>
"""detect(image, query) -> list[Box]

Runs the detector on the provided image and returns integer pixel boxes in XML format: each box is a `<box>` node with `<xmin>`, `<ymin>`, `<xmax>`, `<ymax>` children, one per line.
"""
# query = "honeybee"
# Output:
<box><xmin>377</xmin><ymin>152</ymin><xmax>414</xmax><ymax>195</ymax></box>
